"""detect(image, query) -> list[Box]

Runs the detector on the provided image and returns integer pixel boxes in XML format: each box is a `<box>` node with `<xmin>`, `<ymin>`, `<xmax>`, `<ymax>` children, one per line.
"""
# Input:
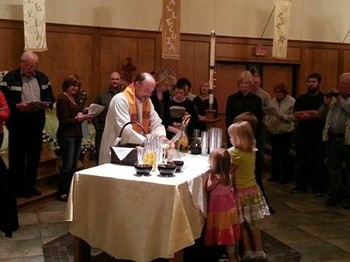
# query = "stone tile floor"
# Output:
<box><xmin>1</xmin><ymin>174</ymin><xmax>350</xmax><ymax>261</ymax></box>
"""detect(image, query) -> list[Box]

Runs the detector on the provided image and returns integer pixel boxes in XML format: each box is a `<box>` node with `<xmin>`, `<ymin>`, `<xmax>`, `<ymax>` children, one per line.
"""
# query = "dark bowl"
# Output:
<box><xmin>134</xmin><ymin>163</ymin><xmax>152</xmax><ymax>176</ymax></box>
<box><xmin>172</xmin><ymin>159</ymin><xmax>184</xmax><ymax>172</ymax></box>
<box><xmin>158</xmin><ymin>163</ymin><xmax>177</xmax><ymax>177</ymax></box>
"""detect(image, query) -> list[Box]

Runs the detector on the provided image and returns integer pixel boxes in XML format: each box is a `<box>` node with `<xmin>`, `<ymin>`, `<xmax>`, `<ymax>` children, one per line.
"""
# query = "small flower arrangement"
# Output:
<box><xmin>80</xmin><ymin>139</ymin><xmax>96</xmax><ymax>160</ymax></box>
<box><xmin>42</xmin><ymin>130</ymin><xmax>54</xmax><ymax>143</ymax></box>
<box><xmin>52</xmin><ymin>141</ymin><xmax>61</xmax><ymax>156</ymax></box>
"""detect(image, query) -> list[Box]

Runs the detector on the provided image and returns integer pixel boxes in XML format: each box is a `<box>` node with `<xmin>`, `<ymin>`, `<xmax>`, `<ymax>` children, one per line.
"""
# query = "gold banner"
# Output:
<box><xmin>272</xmin><ymin>0</ymin><xmax>292</xmax><ymax>59</ymax></box>
<box><xmin>23</xmin><ymin>0</ymin><xmax>47</xmax><ymax>52</ymax></box>
<box><xmin>162</xmin><ymin>0</ymin><xmax>180</xmax><ymax>60</ymax></box>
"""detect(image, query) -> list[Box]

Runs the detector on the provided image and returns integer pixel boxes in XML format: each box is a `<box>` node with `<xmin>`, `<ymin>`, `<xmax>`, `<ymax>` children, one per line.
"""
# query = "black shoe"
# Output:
<box><xmin>279</xmin><ymin>177</ymin><xmax>289</xmax><ymax>184</ymax></box>
<box><xmin>325</xmin><ymin>198</ymin><xmax>338</xmax><ymax>206</ymax></box>
<box><xmin>57</xmin><ymin>193</ymin><xmax>68</xmax><ymax>202</ymax></box>
<box><xmin>5</xmin><ymin>231</ymin><xmax>13</xmax><ymax>238</ymax></box>
<box><xmin>269</xmin><ymin>206</ymin><xmax>276</xmax><ymax>214</ymax></box>
<box><xmin>314</xmin><ymin>192</ymin><xmax>324</xmax><ymax>197</ymax></box>
<box><xmin>342</xmin><ymin>203</ymin><xmax>350</xmax><ymax>209</ymax></box>
<box><xmin>290</xmin><ymin>187</ymin><xmax>305</xmax><ymax>194</ymax></box>
<box><xmin>17</xmin><ymin>192</ymin><xmax>32</xmax><ymax>198</ymax></box>
<box><xmin>31</xmin><ymin>189</ymin><xmax>42</xmax><ymax>196</ymax></box>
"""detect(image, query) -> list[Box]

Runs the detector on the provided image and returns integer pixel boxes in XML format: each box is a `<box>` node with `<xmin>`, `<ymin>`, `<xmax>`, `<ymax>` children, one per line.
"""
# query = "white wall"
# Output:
<box><xmin>1</xmin><ymin>0</ymin><xmax>350</xmax><ymax>43</ymax></box>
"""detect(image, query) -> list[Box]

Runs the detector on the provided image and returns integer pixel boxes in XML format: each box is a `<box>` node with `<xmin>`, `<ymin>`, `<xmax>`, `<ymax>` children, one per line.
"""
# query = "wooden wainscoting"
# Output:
<box><xmin>2</xmin><ymin>19</ymin><xmax>350</xmax><ymax>132</ymax></box>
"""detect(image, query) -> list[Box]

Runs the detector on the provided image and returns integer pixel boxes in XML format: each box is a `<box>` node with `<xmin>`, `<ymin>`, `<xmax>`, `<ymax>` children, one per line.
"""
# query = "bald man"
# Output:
<box><xmin>99</xmin><ymin>72</ymin><xmax>166</xmax><ymax>164</ymax></box>
<box><xmin>92</xmin><ymin>71</ymin><xmax>124</xmax><ymax>161</ymax></box>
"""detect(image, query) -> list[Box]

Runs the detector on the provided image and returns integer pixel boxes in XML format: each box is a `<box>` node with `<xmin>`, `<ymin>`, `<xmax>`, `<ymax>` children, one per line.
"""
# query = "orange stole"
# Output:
<box><xmin>123</xmin><ymin>84</ymin><xmax>150</xmax><ymax>134</ymax></box>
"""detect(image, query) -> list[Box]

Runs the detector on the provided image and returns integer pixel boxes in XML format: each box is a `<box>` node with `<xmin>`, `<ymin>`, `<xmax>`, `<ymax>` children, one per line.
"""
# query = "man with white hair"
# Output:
<box><xmin>99</xmin><ymin>72</ymin><xmax>166</xmax><ymax>165</ymax></box>
<box><xmin>320</xmin><ymin>72</ymin><xmax>350</xmax><ymax>208</ymax></box>
<box><xmin>0</xmin><ymin>51</ymin><xmax>55</xmax><ymax>198</ymax></box>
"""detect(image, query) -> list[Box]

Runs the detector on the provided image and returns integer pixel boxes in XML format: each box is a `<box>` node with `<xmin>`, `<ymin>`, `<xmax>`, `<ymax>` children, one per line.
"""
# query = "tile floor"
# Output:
<box><xmin>1</xmin><ymin>175</ymin><xmax>350</xmax><ymax>262</ymax></box>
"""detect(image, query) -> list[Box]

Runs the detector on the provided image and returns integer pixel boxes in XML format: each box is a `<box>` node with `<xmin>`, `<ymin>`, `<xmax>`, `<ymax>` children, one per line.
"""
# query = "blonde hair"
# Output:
<box><xmin>237</xmin><ymin>70</ymin><xmax>253</xmax><ymax>85</ymax></box>
<box><xmin>228</xmin><ymin>121</ymin><xmax>256</xmax><ymax>152</ymax></box>
<box><xmin>155</xmin><ymin>67</ymin><xmax>176</xmax><ymax>87</ymax></box>
<box><xmin>209</xmin><ymin>148</ymin><xmax>231</xmax><ymax>185</ymax></box>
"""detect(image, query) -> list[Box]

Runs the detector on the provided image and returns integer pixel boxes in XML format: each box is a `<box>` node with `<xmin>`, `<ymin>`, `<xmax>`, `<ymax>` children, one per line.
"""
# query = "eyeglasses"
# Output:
<box><xmin>24</xmin><ymin>64</ymin><xmax>37</xmax><ymax>69</ymax></box>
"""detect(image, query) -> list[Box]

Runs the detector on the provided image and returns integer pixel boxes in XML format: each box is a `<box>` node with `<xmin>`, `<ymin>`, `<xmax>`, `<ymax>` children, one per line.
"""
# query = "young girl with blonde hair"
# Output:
<box><xmin>205</xmin><ymin>148</ymin><xmax>241</xmax><ymax>262</ymax></box>
<box><xmin>228</xmin><ymin>121</ymin><xmax>270</xmax><ymax>261</ymax></box>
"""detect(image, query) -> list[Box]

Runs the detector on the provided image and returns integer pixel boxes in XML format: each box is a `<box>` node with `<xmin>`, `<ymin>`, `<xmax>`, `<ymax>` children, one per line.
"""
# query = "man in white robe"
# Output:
<box><xmin>99</xmin><ymin>72</ymin><xmax>166</xmax><ymax>165</ymax></box>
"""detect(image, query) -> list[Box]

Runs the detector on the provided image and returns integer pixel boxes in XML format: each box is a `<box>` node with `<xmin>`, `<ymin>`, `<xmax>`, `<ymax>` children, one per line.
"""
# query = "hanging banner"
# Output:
<box><xmin>272</xmin><ymin>0</ymin><xmax>292</xmax><ymax>59</ymax></box>
<box><xmin>162</xmin><ymin>0</ymin><xmax>180</xmax><ymax>60</ymax></box>
<box><xmin>23</xmin><ymin>0</ymin><xmax>47</xmax><ymax>52</ymax></box>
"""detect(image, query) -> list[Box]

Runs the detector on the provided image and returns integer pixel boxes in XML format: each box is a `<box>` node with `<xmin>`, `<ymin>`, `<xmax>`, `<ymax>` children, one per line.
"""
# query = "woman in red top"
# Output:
<box><xmin>0</xmin><ymin>90</ymin><xmax>18</xmax><ymax>237</ymax></box>
<box><xmin>0</xmin><ymin>90</ymin><xmax>10</xmax><ymax>133</ymax></box>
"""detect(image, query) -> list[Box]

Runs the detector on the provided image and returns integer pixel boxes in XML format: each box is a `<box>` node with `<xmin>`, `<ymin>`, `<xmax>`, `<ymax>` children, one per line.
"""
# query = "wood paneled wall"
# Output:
<box><xmin>1</xmin><ymin>19</ymin><xmax>350</xmax><ymax>109</ymax></box>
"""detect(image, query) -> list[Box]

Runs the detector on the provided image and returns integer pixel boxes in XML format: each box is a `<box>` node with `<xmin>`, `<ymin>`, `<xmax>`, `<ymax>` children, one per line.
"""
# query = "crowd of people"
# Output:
<box><xmin>1</xmin><ymin>50</ymin><xmax>350</xmax><ymax>261</ymax></box>
<box><xmin>269</xmin><ymin>72</ymin><xmax>350</xmax><ymax>210</ymax></box>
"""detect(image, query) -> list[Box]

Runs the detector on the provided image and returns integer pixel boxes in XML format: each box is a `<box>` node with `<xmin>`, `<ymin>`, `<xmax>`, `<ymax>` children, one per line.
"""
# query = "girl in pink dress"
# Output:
<box><xmin>228</xmin><ymin>121</ymin><xmax>270</xmax><ymax>261</ymax></box>
<box><xmin>204</xmin><ymin>148</ymin><xmax>241</xmax><ymax>262</ymax></box>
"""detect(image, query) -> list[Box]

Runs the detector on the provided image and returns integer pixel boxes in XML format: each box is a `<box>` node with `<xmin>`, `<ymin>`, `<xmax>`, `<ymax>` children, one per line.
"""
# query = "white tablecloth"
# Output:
<box><xmin>67</xmin><ymin>154</ymin><xmax>210</xmax><ymax>262</ymax></box>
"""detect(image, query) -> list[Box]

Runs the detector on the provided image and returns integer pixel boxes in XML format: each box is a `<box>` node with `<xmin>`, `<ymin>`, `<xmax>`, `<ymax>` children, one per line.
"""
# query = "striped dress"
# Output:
<box><xmin>204</xmin><ymin>183</ymin><xmax>240</xmax><ymax>246</ymax></box>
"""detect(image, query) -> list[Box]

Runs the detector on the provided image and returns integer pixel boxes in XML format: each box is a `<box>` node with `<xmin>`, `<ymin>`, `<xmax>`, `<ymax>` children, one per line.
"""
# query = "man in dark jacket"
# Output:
<box><xmin>92</xmin><ymin>71</ymin><xmax>124</xmax><ymax>161</ymax></box>
<box><xmin>0</xmin><ymin>51</ymin><xmax>55</xmax><ymax>198</ymax></box>
<box><xmin>290</xmin><ymin>72</ymin><xmax>325</xmax><ymax>196</ymax></box>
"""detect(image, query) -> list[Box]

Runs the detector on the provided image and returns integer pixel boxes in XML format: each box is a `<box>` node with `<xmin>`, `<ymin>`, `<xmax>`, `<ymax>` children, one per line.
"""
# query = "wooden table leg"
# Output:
<box><xmin>73</xmin><ymin>236</ymin><xmax>91</xmax><ymax>262</ymax></box>
<box><xmin>169</xmin><ymin>249</ymin><xmax>184</xmax><ymax>262</ymax></box>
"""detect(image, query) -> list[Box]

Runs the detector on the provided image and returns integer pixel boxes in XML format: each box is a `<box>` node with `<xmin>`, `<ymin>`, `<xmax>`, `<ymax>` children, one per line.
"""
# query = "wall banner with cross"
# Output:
<box><xmin>23</xmin><ymin>0</ymin><xmax>47</xmax><ymax>52</ymax></box>
<box><xmin>161</xmin><ymin>0</ymin><xmax>180</xmax><ymax>60</ymax></box>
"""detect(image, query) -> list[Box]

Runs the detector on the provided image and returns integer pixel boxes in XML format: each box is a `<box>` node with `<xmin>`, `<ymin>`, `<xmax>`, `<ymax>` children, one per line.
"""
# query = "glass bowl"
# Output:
<box><xmin>158</xmin><ymin>162</ymin><xmax>177</xmax><ymax>177</ymax></box>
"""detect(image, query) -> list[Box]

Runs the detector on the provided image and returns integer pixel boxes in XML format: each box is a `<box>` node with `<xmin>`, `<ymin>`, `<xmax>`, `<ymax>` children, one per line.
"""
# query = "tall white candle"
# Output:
<box><xmin>209</xmin><ymin>94</ymin><xmax>214</xmax><ymax>105</ymax></box>
<box><xmin>209</xmin><ymin>31</ymin><xmax>216</xmax><ymax>111</ymax></box>
<box><xmin>210</xmin><ymin>30</ymin><xmax>216</xmax><ymax>67</ymax></box>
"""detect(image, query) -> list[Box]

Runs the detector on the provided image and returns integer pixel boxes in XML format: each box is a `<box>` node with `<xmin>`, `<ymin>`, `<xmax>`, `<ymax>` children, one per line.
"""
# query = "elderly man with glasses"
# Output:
<box><xmin>0</xmin><ymin>50</ymin><xmax>55</xmax><ymax>198</ymax></box>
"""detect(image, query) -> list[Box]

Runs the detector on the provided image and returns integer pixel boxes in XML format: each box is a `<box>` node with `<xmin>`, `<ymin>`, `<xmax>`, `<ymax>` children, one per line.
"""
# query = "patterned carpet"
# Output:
<box><xmin>43</xmin><ymin>231</ymin><xmax>301</xmax><ymax>262</ymax></box>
